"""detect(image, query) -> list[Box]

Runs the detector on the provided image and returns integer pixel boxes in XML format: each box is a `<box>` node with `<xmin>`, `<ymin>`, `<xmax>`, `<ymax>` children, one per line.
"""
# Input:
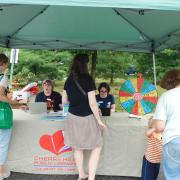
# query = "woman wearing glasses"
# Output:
<box><xmin>96</xmin><ymin>82</ymin><xmax>115</xmax><ymax>113</ymax></box>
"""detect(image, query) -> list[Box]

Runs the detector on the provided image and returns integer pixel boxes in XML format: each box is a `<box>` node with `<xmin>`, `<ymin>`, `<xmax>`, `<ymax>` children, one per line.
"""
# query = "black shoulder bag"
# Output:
<box><xmin>73</xmin><ymin>78</ymin><xmax>87</xmax><ymax>96</ymax></box>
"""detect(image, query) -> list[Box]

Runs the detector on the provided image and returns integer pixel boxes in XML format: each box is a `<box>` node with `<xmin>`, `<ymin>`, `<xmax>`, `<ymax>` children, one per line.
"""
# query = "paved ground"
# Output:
<box><xmin>7</xmin><ymin>172</ymin><xmax>140</xmax><ymax>180</ymax></box>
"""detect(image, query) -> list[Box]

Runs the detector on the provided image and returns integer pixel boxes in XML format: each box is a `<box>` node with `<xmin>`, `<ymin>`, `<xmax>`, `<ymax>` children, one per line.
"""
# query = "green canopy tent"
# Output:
<box><xmin>1</xmin><ymin>0</ymin><xmax>180</xmax><ymax>86</ymax></box>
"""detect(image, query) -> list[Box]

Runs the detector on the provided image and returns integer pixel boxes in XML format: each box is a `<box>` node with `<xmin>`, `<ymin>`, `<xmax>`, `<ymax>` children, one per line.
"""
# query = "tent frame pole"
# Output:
<box><xmin>152</xmin><ymin>52</ymin><xmax>157</xmax><ymax>88</ymax></box>
<box><xmin>9</xmin><ymin>50</ymin><xmax>15</xmax><ymax>89</ymax></box>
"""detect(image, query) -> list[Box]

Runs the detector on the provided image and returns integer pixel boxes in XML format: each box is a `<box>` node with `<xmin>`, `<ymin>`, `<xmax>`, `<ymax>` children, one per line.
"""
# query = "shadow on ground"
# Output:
<box><xmin>7</xmin><ymin>172</ymin><xmax>140</xmax><ymax>180</ymax></box>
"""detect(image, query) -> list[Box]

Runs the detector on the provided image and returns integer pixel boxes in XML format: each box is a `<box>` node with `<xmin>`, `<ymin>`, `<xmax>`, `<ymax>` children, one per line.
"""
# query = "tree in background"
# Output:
<box><xmin>135</xmin><ymin>49</ymin><xmax>180</xmax><ymax>83</ymax></box>
<box><xmin>156</xmin><ymin>49</ymin><xmax>180</xmax><ymax>82</ymax></box>
<box><xmin>13</xmin><ymin>50</ymin><xmax>72</xmax><ymax>85</ymax></box>
<box><xmin>91</xmin><ymin>50</ymin><xmax>97</xmax><ymax>80</ymax></box>
<box><xmin>96</xmin><ymin>51</ymin><xmax>137</xmax><ymax>84</ymax></box>
<box><xmin>134</xmin><ymin>53</ymin><xmax>154</xmax><ymax>81</ymax></box>
<box><xmin>1</xmin><ymin>47</ymin><xmax>180</xmax><ymax>86</ymax></box>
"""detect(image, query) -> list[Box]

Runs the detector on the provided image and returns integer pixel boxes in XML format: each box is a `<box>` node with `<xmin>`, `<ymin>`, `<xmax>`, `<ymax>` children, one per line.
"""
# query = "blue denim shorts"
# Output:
<box><xmin>0</xmin><ymin>128</ymin><xmax>12</xmax><ymax>165</ymax></box>
<box><xmin>163</xmin><ymin>137</ymin><xmax>180</xmax><ymax>180</ymax></box>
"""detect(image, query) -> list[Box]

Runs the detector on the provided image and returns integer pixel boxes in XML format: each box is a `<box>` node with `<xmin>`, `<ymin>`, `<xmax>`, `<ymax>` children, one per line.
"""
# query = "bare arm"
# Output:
<box><xmin>147</xmin><ymin>119</ymin><xmax>165</xmax><ymax>137</ymax></box>
<box><xmin>88</xmin><ymin>91</ymin><xmax>101</xmax><ymax>122</ymax></box>
<box><xmin>88</xmin><ymin>91</ymin><xmax>106</xmax><ymax>129</ymax></box>
<box><xmin>0</xmin><ymin>86</ymin><xmax>17</xmax><ymax>104</ymax></box>
<box><xmin>152</xmin><ymin>119</ymin><xmax>165</xmax><ymax>133</ymax></box>
<box><xmin>111</xmin><ymin>104</ymin><xmax>116</xmax><ymax>112</ymax></box>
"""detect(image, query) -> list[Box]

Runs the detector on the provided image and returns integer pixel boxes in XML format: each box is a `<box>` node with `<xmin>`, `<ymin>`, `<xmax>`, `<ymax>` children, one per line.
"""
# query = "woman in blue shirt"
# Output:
<box><xmin>96</xmin><ymin>82</ymin><xmax>115</xmax><ymax>113</ymax></box>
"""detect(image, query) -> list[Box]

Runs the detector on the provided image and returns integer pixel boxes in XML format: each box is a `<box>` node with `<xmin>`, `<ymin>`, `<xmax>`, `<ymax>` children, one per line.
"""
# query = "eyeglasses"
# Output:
<box><xmin>43</xmin><ymin>83</ymin><xmax>52</xmax><ymax>86</ymax></box>
<box><xmin>100</xmin><ymin>90</ymin><xmax>107</xmax><ymax>93</ymax></box>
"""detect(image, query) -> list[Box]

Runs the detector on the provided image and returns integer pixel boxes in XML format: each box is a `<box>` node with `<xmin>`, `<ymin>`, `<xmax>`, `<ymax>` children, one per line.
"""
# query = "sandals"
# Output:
<box><xmin>77</xmin><ymin>175</ymin><xmax>88</xmax><ymax>180</ymax></box>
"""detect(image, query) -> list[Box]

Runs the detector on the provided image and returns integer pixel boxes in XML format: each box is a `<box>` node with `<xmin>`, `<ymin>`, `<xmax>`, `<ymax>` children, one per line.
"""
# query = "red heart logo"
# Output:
<box><xmin>39</xmin><ymin>130</ymin><xmax>71</xmax><ymax>155</ymax></box>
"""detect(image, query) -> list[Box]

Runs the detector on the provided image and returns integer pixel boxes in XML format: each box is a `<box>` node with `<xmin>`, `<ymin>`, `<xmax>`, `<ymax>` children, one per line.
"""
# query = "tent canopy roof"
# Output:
<box><xmin>2</xmin><ymin>0</ymin><xmax>180</xmax><ymax>10</ymax></box>
<box><xmin>0</xmin><ymin>1</ymin><xmax>180</xmax><ymax>52</ymax></box>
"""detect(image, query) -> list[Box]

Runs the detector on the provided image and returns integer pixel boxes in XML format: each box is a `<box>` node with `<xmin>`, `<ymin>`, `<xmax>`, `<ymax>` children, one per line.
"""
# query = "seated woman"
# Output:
<box><xmin>96</xmin><ymin>82</ymin><xmax>115</xmax><ymax>113</ymax></box>
<box><xmin>35</xmin><ymin>79</ymin><xmax>62</xmax><ymax>111</ymax></box>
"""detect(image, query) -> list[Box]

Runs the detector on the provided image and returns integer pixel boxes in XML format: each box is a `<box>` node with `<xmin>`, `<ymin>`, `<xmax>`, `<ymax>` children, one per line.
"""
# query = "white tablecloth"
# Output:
<box><xmin>6</xmin><ymin>110</ymin><xmax>149</xmax><ymax>177</ymax></box>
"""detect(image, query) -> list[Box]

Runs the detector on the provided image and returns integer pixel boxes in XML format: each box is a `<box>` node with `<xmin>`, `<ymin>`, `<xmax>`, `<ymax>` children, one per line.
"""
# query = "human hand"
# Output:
<box><xmin>153</xmin><ymin>132</ymin><xmax>162</xmax><ymax>140</ymax></box>
<box><xmin>148</xmin><ymin>116</ymin><xmax>153</xmax><ymax>128</ymax></box>
<box><xmin>19</xmin><ymin>105</ymin><xmax>28</xmax><ymax>111</ymax></box>
<box><xmin>11</xmin><ymin>98</ymin><xmax>19</xmax><ymax>104</ymax></box>
<box><xmin>97</xmin><ymin>120</ymin><xmax>107</xmax><ymax>131</ymax></box>
<box><xmin>146</xmin><ymin>127</ymin><xmax>155</xmax><ymax>138</ymax></box>
<box><xmin>98</xmin><ymin>108</ymin><xmax>102</xmax><ymax>116</ymax></box>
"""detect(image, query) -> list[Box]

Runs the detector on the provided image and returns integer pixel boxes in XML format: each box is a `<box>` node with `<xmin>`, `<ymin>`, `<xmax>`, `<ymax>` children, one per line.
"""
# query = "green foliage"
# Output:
<box><xmin>1</xmin><ymin>47</ymin><xmax>179</xmax><ymax>87</ymax></box>
<box><xmin>13</xmin><ymin>50</ymin><xmax>73</xmax><ymax>84</ymax></box>
<box><xmin>134</xmin><ymin>49</ymin><xmax>180</xmax><ymax>83</ymax></box>
<box><xmin>1</xmin><ymin>47</ymin><xmax>176</xmax><ymax>113</ymax></box>
<box><xmin>13</xmin><ymin>67</ymin><xmax>38</xmax><ymax>86</ymax></box>
<box><xmin>96</xmin><ymin>51</ymin><xmax>136</xmax><ymax>84</ymax></box>
<box><xmin>134</xmin><ymin>53</ymin><xmax>154</xmax><ymax>81</ymax></box>
<box><xmin>155</xmin><ymin>49</ymin><xmax>180</xmax><ymax>82</ymax></box>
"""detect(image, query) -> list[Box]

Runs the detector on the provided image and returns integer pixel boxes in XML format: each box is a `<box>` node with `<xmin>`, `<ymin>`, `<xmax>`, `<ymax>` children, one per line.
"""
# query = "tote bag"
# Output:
<box><xmin>0</xmin><ymin>101</ymin><xmax>13</xmax><ymax>129</ymax></box>
<box><xmin>0</xmin><ymin>74</ymin><xmax>13</xmax><ymax>129</ymax></box>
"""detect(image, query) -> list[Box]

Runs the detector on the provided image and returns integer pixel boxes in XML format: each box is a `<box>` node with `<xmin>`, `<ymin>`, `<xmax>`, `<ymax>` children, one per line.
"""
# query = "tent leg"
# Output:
<box><xmin>152</xmin><ymin>52</ymin><xmax>157</xmax><ymax>88</ymax></box>
<box><xmin>9</xmin><ymin>49</ymin><xmax>16</xmax><ymax>89</ymax></box>
<box><xmin>5</xmin><ymin>49</ymin><xmax>9</xmax><ymax>56</ymax></box>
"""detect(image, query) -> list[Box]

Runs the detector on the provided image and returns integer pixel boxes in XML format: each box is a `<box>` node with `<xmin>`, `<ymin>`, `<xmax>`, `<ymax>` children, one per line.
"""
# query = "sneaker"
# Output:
<box><xmin>0</xmin><ymin>171</ymin><xmax>11</xmax><ymax>180</ymax></box>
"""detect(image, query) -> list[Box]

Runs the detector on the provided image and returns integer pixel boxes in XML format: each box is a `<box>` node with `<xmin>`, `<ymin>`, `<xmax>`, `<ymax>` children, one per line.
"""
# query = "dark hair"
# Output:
<box><xmin>160</xmin><ymin>69</ymin><xmax>180</xmax><ymax>90</ymax></box>
<box><xmin>69</xmin><ymin>54</ymin><xmax>89</xmax><ymax>79</ymax></box>
<box><xmin>98</xmin><ymin>82</ymin><xmax>110</xmax><ymax>93</ymax></box>
<box><xmin>0</xmin><ymin>54</ymin><xmax>8</xmax><ymax>65</ymax></box>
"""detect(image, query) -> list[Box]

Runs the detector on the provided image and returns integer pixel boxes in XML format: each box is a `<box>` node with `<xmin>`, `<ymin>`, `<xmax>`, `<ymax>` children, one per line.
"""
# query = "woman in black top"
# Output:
<box><xmin>62</xmin><ymin>54</ymin><xmax>106</xmax><ymax>180</ymax></box>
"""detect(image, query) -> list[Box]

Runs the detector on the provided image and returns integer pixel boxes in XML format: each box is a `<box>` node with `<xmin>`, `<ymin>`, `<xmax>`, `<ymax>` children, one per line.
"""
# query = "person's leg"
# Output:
<box><xmin>0</xmin><ymin>129</ymin><xmax>12</xmax><ymax>177</ymax></box>
<box><xmin>73</xmin><ymin>149</ymin><xmax>88</xmax><ymax>179</ymax></box>
<box><xmin>0</xmin><ymin>166</ymin><xmax>2</xmax><ymax>176</ymax></box>
<box><xmin>141</xmin><ymin>156</ymin><xmax>147</xmax><ymax>180</ymax></box>
<box><xmin>163</xmin><ymin>138</ymin><xmax>180</xmax><ymax>180</ymax></box>
<box><xmin>153</xmin><ymin>163</ymin><xmax>160</xmax><ymax>180</ymax></box>
<box><xmin>141</xmin><ymin>156</ymin><xmax>155</xmax><ymax>180</ymax></box>
<box><xmin>88</xmin><ymin>146</ymin><xmax>102</xmax><ymax>180</ymax></box>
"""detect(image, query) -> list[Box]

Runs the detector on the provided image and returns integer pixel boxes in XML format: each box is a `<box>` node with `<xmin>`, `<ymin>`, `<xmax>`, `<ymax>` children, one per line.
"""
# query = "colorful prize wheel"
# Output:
<box><xmin>119</xmin><ymin>76</ymin><xmax>158</xmax><ymax>116</ymax></box>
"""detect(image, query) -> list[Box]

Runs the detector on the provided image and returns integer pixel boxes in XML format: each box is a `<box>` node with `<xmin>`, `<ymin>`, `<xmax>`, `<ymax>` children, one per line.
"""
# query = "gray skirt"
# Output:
<box><xmin>64</xmin><ymin>112</ymin><xmax>103</xmax><ymax>150</ymax></box>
